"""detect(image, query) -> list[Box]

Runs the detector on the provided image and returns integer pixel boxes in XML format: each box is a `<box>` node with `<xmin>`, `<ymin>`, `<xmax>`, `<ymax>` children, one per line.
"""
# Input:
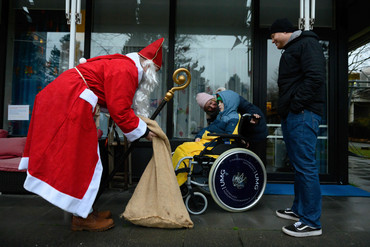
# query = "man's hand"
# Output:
<box><xmin>195</xmin><ymin>138</ymin><xmax>201</xmax><ymax>142</ymax></box>
<box><xmin>250</xmin><ymin>114</ymin><xmax>261</xmax><ymax>124</ymax></box>
<box><xmin>145</xmin><ymin>131</ymin><xmax>157</xmax><ymax>141</ymax></box>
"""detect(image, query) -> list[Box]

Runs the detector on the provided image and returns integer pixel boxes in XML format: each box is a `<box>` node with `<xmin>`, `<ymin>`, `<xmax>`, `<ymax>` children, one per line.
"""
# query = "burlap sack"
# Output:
<box><xmin>120</xmin><ymin>117</ymin><xmax>194</xmax><ymax>228</ymax></box>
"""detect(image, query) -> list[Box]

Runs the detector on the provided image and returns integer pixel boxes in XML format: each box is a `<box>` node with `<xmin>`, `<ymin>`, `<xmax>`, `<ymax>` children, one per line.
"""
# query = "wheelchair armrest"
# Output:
<box><xmin>199</xmin><ymin>133</ymin><xmax>249</xmax><ymax>156</ymax></box>
<box><xmin>206</xmin><ymin>133</ymin><xmax>249</xmax><ymax>146</ymax></box>
<box><xmin>207</xmin><ymin>133</ymin><xmax>245</xmax><ymax>140</ymax></box>
<box><xmin>207</xmin><ymin>133</ymin><xmax>233</xmax><ymax>138</ymax></box>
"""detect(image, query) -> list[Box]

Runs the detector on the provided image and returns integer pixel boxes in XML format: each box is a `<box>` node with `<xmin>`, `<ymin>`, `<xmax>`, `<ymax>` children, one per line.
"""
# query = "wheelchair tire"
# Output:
<box><xmin>208</xmin><ymin>148</ymin><xmax>266</xmax><ymax>212</ymax></box>
<box><xmin>185</xmin><ymin>192</ymin><xmax>208</xmax><ymax>215</ymax></box>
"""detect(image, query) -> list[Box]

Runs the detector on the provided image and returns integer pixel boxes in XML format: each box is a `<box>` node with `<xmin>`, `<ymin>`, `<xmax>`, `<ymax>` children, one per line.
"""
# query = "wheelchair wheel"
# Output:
<box><xmin>208</xmin><ymin>148</ymin><xmax>266</xmax><ymax>212</ymax></box>
<box><xmin>185</xmin><ymin>192</ymin><xmax>208</xmax><ymax>215</ymax></box>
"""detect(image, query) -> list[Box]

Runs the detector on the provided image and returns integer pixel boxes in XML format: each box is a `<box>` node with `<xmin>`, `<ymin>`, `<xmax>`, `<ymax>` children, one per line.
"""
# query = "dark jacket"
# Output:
<box><xmin>238</xmin><ymin>96</ymin><xmax>268</xmax><ymax>142</ymax></box>
<box><xmin>277</xmin><ymin>31</ymin><xmax>326</xmax><ymax>119</ymax></box>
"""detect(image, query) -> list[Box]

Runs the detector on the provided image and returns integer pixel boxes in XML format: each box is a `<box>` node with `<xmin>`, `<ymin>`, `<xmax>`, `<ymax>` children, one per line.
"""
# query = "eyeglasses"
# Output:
<box><xmin>216</xmin><ymin>96</ymin><xmax>223</xmax><ymax>104</ymax></box>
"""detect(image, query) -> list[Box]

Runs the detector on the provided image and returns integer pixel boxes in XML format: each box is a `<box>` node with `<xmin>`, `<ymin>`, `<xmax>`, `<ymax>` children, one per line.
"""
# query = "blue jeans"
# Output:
<box><xmin>281</xmin><ymin>110</ymin><xmax>322</xmax><ymax>228</ymax></box>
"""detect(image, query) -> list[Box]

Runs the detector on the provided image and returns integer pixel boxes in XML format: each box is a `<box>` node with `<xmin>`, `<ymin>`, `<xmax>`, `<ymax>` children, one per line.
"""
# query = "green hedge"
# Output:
<box><xmin>349</xmin><ymin>117</ymin><xmax>370</xmax><ymax>139</ymax></box>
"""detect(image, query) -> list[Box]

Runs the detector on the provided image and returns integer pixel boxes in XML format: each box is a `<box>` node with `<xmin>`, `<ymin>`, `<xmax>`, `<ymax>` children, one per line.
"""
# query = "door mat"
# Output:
<box><xmin>264</xmin><ymin>183</ymin><xmax>370</xmax><ymax>197</ymax></box>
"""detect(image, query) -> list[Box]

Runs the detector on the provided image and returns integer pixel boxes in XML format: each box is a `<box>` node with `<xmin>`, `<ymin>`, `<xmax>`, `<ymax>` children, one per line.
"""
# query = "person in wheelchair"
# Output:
<box><xmin>196</xmin><ymin>89</ymin><xmax>268</xmax><ymax>165</ymax></box>
<box><xmin>173</xmin><ymin>90</ymin><xmax>267</xmax><ymax>214</ymax></box>
<box><xmin>173</xmin><ymin>90</ymin><xmax>241</xmax><ymax>186</ymax></box>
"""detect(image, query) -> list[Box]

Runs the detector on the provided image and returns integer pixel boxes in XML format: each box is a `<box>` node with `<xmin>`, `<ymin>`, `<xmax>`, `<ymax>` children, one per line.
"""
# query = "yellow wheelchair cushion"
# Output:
<box><xmin>172</xmin><ymin>114</ymin><xmax>241</xmax><ymax>186</ymax></box>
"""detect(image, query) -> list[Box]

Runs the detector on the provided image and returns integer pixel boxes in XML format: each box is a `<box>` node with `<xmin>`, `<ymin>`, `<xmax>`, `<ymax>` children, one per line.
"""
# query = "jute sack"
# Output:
<box><xmin>120</xmin><ymin>117</ymin><xmax>194</xmax><ymax>228</ymax></box>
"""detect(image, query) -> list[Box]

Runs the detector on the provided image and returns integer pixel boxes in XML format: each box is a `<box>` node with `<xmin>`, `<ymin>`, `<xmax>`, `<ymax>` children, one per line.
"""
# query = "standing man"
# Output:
<box><xmin>196</xmin><ymin>90</ymin><xmax>268</xmax><ymax>165</ymax></box>
<box><xmin>270</xmin><ymin>18</ymin><xmax>326</xmax><ymax>237</ymax></box>
<box><xmin>18</xmin><ymin>38</ymin><xmax>164</xmax><ymax>231</ymax></box>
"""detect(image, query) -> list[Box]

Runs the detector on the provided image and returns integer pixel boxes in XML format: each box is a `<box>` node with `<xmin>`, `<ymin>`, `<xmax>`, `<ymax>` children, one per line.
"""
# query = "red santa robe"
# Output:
<box><xmin>18</xmin><ymin>53</ymin><xmax>147</xmax><ymax>218</ymax></box>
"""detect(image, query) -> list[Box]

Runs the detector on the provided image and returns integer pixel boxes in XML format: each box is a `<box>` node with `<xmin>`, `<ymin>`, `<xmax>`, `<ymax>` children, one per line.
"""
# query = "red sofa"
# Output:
<box><xmin>0</xmin><ymin>129</ymin><xmax>104</xmax><ymax>194</ymax></box>
<box><xmin>0</xmin><ymin>129</ymin><xmax>28</xmax><ymax>194</ymax></box>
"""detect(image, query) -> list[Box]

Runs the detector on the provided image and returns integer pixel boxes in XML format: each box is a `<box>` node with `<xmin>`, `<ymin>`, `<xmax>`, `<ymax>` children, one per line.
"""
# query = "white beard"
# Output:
<box><xmin>132</xmin><ymin>60</ymin><xmax>159</xmax><ymax>118</ymax></box>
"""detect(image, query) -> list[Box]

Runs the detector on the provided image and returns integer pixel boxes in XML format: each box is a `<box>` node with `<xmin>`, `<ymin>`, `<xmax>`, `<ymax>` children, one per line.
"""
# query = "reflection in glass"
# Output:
<box><xmin>174</xmin><ymin>0</ymin><xmax>252</xmax><ymax>138</ymax></box>
<box><xmin>92</xmin><ymin>0</ymin><xmax>170</xmax><ymax>137</ymax></box>
<box><xmin>6</xmin><ymin>5</ymin><xmax>77</xmax><ymax>135</ymax></box>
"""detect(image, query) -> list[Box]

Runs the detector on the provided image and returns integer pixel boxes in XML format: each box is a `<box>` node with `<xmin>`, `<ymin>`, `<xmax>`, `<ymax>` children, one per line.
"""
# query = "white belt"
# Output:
<box><xmin>74</xmin><ymin>67</ymin><xmax>90</xmax><ymax>89</ymax></box>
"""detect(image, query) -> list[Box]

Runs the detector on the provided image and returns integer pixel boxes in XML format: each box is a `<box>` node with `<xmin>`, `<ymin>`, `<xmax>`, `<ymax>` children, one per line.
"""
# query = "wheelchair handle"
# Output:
<box><xmin>242</xmin><ymin>113</ymin><xmax>260</xmax><ymax>121</ymax></box>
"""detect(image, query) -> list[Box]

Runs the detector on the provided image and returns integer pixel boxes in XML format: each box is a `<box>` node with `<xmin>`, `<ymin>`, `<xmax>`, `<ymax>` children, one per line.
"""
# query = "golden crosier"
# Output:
<box><xmin>164</xmin><ymin>68</ymin><xmax>191</xmax><ymax>101</ymax></box>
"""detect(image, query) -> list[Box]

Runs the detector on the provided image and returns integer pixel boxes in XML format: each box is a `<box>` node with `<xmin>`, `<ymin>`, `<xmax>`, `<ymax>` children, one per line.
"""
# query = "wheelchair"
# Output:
<box><xmin>174</xmin><ymin>114</ymin><xmax>267</xmax><ymax>215</ymax></box>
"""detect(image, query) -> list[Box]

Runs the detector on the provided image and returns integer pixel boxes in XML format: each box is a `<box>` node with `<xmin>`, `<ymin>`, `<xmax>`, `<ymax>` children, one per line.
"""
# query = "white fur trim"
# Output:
<box><xmin>79</xmin><ymin>89</ymin><xmax>98</xmax><ymax>112</ymax></box>
<box><xmin>18</xmin><ymin>157</ymin><xmax>29</xmax><ymax>170</ymax></box>
<box><xmin>23</xmin><ymin>143</ymin><xmax>103</xmax><ymax>218</ymax></box>
<box><xmin>124</xmin><ymin>117</ymin><xmax>147</xmax><ymax>142</ymax></box>
<box><xmin>125</xmin><ymin>52</ymin><xmax>143</xmax><ymax>84</ymax></box>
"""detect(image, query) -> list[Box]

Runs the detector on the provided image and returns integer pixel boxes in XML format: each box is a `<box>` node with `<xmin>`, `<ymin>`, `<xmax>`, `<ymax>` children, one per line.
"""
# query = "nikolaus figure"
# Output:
<box><xmin>19</xmin><ymin>38</ymin><xmax>164</xmax><ymax>231</ymax></box>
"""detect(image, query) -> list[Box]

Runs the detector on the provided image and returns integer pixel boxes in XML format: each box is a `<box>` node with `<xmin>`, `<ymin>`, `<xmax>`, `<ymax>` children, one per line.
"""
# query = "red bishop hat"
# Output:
<box><xmin>138</xmin><ymin>38</ymin><xmax>164</xmax><ymax>69</ymax></box>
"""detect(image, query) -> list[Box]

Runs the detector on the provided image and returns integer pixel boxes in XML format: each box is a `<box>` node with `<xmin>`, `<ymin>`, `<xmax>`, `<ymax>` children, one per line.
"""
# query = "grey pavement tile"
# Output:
<box><xmin>240</xmin><ymin>230</ymin><xmax>370</xmax><ymax>247</ymax></box>
<box><xmin>126</xmin><ymin>227</ymin><xmax>187</xmax><ymax>247</ymax></box>
<box><xmin>60</xmin><ymin>225</ymin><xmax>132</xmax><ymax>247</ymax></box>
<box><xmin>184</xmin><ymin>229</ymin><xmax>241</xmax><ymax>247</ymax></box>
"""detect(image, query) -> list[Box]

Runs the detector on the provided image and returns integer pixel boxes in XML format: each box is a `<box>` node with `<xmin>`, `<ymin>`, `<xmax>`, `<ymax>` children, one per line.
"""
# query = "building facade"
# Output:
<box><xmin>1</xmin><ymin>0</ymin><xmax>369</xmax><ymax>184</ymax></box>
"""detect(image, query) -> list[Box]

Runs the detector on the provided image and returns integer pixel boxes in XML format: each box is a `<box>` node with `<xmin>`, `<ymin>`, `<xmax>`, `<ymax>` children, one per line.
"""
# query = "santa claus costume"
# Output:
<box><xmin>18</xmin><ymin>38</ymin><xmax>164</xmax><ymax>220</ymax></box>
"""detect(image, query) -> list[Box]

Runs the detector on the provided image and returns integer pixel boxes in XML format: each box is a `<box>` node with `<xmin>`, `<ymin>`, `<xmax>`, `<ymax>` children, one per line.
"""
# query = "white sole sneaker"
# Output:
<box><xmin>276</xmin><ymin>209</ymin><xmax>300</xmax><ymax>221</ymax></box>
<box><xmin>282</xmin><ymin>222</ymin><xmax>322</xmax><ymax>237</ymax></box>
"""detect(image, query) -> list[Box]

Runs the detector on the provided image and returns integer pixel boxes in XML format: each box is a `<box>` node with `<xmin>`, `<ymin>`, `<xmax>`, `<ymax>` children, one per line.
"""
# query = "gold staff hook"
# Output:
<box><xmin>164</xmin><ymin>68</ymin><xmax>191</xmax><ymax>101</ymax></box>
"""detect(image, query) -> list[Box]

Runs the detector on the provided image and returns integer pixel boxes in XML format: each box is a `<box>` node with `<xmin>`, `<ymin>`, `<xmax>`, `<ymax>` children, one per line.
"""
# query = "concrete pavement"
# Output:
<box><xmin>0</xmin><ymin>155</ymin><xmax>369</xmax><ymax>246</ymax></box>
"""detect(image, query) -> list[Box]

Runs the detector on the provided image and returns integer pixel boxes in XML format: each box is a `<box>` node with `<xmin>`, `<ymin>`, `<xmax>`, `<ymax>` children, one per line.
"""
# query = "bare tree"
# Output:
<box><xmin>348</xmin><ymin>43</ymin><xmax>370</xmax><ymax>74</ymax></box>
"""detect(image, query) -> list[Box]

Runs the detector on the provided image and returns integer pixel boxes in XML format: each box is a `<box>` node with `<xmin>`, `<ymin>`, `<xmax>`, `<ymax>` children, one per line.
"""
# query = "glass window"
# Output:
<box><xmin>260</xmin><ymin>0</ymin><xmax>333</xmax><ymax>28</ymax></box>
<box><xmin>4</xmin><ymin>1</ymin><xmax>80</xmax><ymax>136</ymax></box>
<box><xmin>174</xmin><ymin>0</ymin><xmax>253</xmax><ymax>138</ymax></box>
<box><xmin>266</xmin><ymin>39</ymin><xmax>329</xmax><ymax>174</ymax></box>
<box><xmin>92</xmin><ymin>0</ymin><xmax>169</xmax><ymax>137</ymax></box>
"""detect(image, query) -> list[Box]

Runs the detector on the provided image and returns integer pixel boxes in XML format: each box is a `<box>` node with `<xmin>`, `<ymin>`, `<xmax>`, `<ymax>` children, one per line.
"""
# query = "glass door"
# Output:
<box><xmin>91</xmin><ymin>0</ymin><xmax>169</xmax><ymax>137</ymax></box>
<box><xmin>4</xmin><ymin>0</ymin><xmax>82</xmax><ymax>136</ymax></box>
<box><xmin>173</xmin><ymin>0</ymin><xmax>253</xmax><ymax>138</ymax></box>
<box><xmin>266</xmin><ymin>39</ymin><xmax>329</xmax><ymax>174</ymax></box>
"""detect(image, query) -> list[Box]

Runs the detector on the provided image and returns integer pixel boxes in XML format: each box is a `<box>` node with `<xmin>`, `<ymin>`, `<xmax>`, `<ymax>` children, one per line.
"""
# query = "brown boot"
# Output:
<box><xmin>93</xmin><ymin>208</ymin><xmax>112</xmax><ymax>219</ymax></box>
<box><xmin>71</xmin><ymin>213</ymin><xmax>114</xmax><ymax>232</ymax></box>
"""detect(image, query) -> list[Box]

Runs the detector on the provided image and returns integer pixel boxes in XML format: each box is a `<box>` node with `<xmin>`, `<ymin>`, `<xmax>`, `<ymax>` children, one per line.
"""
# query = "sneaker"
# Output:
<box><xmin>276</xmin><ymin>208</ymin><xmax>300</xmax><ymax>221</ymax></box>
<box><xmin>282</xmin><ymin>221</ymin><xmax>322</xmax><ymax>237</ymax></box>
